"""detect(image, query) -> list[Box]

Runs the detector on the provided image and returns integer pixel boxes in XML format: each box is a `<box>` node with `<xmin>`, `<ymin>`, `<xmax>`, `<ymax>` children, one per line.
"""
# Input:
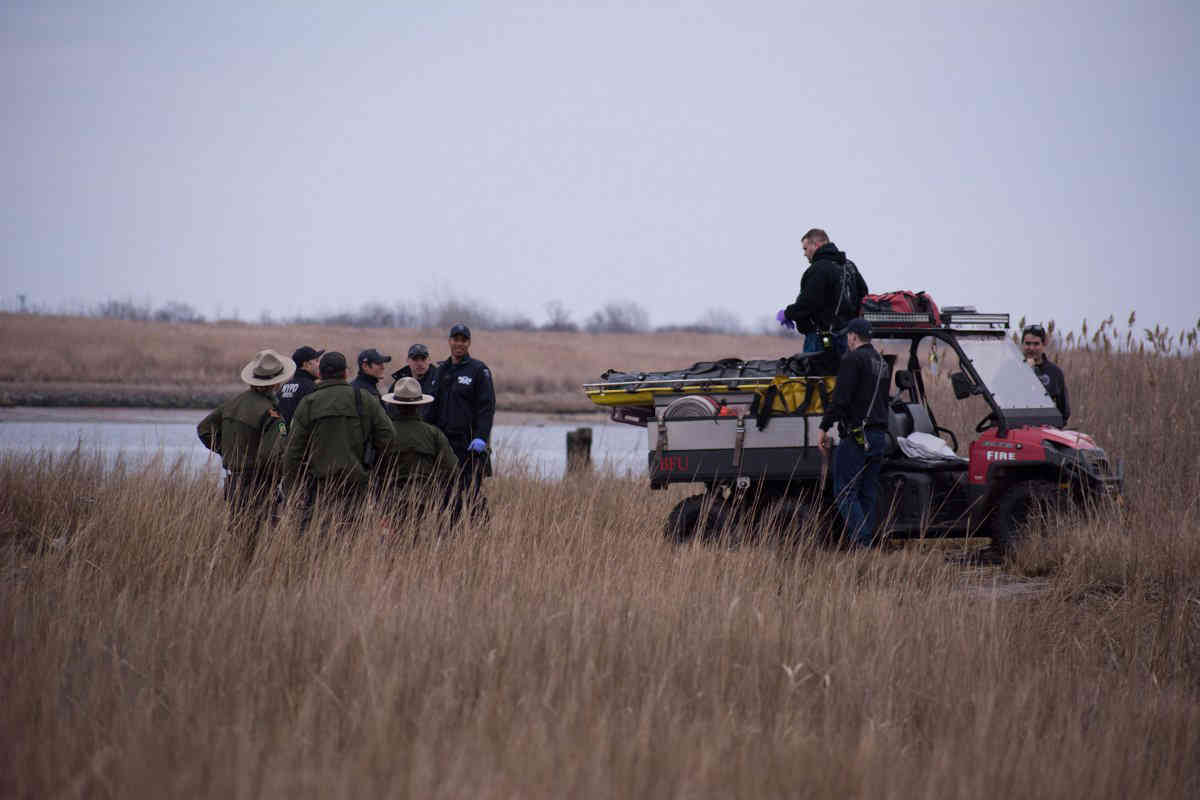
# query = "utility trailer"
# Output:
<box><xmin>584</xmin><ymin>310</ymin><xmax>1123</xmax><ymax>551</ymax></box>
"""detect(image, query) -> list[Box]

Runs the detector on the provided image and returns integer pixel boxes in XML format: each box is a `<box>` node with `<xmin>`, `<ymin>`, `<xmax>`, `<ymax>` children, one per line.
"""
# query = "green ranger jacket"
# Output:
<box><xmin>377</xmin><ymin>415</ymin><xmax>459</xmax><ymax>486</ymax></box>
<box><xmin>284</xmin><ymin>380</ymin><xmax>395</xmax><ymax>485</ymax></box>
<box><xmin>197</xmin><ymin>390</ymin><xmax>288</xmax><ymax>473</ymax></box>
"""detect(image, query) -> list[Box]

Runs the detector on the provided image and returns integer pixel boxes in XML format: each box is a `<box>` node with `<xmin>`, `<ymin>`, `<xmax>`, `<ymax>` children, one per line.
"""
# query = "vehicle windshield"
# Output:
<box><xmin>957</xmin><ymin>336</ymin><xmax>1059</xmax><ymax>410</ymax></box>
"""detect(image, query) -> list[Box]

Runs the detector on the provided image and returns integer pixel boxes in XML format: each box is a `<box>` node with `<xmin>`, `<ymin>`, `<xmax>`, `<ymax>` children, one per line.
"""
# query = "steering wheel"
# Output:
<box><xmin>975</xmin><ymin>412</ymin><xmax>998</xmax><ymax>433</ymax></box>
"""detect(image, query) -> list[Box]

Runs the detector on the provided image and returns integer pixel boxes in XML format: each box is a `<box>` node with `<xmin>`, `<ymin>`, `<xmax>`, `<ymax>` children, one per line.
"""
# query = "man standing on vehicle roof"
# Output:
<box><xmin>778</xmin><ymin>228</ymin><xmax>869</xmax><ymax>357</ymax></box>
<box><xmin>1021</xmin><ymin>324</ymin><xmax>1070</xmax><ymax>425</ymax></box>
<box><xmin>276</xmin><ymin>345</ymin><xmax>323</xmax><ymax>425</ymax></box>
<box><xmin>429</xmin><ymin>324</ymin><xmax>495</xmax><ymax>525</ymax></box>
<box><xmin>818</xmin><ymin>318</ymin><xmax>890</xmax><ymax>548</ymax></box>
<box><xmin>353</xmin><ymin>348</ymin><xmax>391</xmax><ymax>406</ymax></box>
<box><xmin>387</xmin><ymin>343</ymin><xmax>438</xmax><ymax>423</ymax></box>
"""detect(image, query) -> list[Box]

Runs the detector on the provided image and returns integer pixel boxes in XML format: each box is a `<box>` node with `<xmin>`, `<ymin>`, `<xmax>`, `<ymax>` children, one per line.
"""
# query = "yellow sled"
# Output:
<box><xmin>584</xmin><ymin>375</ymin><xmax>837</xmax><ymax>416</ymax></box>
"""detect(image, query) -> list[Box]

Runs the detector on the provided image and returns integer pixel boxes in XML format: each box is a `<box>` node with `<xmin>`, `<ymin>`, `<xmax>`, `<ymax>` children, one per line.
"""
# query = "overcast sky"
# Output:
<box><xmin>3</xmin><ymin>0</ymin><xmax>1197</xmax><ymax>335</ymax></box>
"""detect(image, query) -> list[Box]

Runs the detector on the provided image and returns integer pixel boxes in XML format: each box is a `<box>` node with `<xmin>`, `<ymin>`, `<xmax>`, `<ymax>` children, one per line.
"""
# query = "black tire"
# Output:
<box><xmin>664</xmin><ymin>494</ymin><xmax>735</xmax><ymax>544</ymax></box>
<box><xmin>989</xmin><ymin>480</ymin><xmax>1062</xmax><ymax>554</ymax></box>
<box><xmin>665</xmin><ymin>495</ymin><xmax>706</xmax><ymax>543</ymax></box>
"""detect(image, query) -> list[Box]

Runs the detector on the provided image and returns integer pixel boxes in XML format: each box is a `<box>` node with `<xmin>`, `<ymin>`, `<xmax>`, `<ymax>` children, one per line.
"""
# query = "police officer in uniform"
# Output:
<box><xmin>197</xmin><ymin>349</ymin><xmax>295</xmax><ymax>558</ymax></box>
<box><xmin>352</xmin><ymin>348</ymin><xmax>392</xmax><ymax>406</ymax></box>
<box><xmin>817</xmin><ymin>319</ymin><xmax>890</xmax><ymax>548</ymax></box>
<box><xmin>428</xmin><ymin>324</ymin><xmax>495</xmax><ymax>523</ymax></box>
<box><xmin>386</xmin><ymin>343</ymin><xmax>438</xmax><ymax>423</ymax></box>
<box><xmin>284</xmin><ymin>351</ymin><xmax>395</xmax><ymax>531</ymax></box>
<box><xmin>276</xmin><ymin>345</ymin><xmax>323</xmax><ymax>425</ymax></box>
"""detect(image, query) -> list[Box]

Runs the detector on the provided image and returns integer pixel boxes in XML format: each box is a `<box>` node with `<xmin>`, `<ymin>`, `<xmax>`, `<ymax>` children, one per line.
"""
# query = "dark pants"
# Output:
<box><xmin>804</xmin><ymin>332</ymin><xmax>848</xmax><ymax>357</ymax></box>
<box><xmin>297</xmin><ymin>476</ymin><xmax>367</xmax><ymax>536</ymax></box>
<box><xmin>447</xmin><ymin>447</ymin><xmax>490</xmax><ymax>527</ymax></box>
<box><xmin>832</xmin><ymin>429</ymin><xmax>887</xmax><ymax>547</ymax></box>
<box><xmin>224</xmin><ymin>469</ymin><xmax>276</xmax><ymax>558</ymax></box>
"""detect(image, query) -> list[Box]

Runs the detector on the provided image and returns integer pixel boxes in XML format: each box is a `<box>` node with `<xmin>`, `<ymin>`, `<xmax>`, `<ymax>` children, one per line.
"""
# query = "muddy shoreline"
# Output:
<box><xmin>0</xmin><ymin>382</ymin><xmax>597</xmax><ymax>415</ymax></box>
<box><xmin>0</xmin><ymin>405</ymin><xmax>608</xmax><ymax>427</ymax></box>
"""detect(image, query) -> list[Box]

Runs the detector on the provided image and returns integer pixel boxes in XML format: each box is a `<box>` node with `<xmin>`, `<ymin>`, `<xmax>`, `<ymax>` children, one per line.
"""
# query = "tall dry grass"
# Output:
<box><xmin>3</xmin><ymin>344</ymin><xmax>1200</xmax><ymax>798</ymax></box>
<box><xmin>0</xmin><ymin>313</ymin><xmax>788</xmax><ymax>409</ymax></box>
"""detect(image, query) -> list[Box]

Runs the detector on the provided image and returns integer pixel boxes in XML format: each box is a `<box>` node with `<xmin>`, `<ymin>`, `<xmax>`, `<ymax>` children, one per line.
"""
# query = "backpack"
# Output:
<box><xmin>861</xmin><ymin>290</ymin><xmax>941</xmax><ymax>325</ymax></box>
<box><xmin>832</xmin><ymin>259</ymin><xmax>865</xmax><ymax>327</ymax></box>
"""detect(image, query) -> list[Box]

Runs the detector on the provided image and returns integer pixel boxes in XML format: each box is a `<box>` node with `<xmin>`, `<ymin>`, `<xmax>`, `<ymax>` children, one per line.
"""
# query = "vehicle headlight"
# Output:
<box><xmin>1040</xmin><ymin>440</ymin><xmax>1071</xmax><ymax>464</ymax></box>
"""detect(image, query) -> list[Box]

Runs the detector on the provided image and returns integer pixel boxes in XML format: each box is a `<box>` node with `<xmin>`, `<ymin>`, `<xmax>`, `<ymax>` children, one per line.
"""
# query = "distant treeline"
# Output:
<box><xmin>4</xmin><ymin>296</ymin><xmax>785</xmax><ymax>336</ymax></box>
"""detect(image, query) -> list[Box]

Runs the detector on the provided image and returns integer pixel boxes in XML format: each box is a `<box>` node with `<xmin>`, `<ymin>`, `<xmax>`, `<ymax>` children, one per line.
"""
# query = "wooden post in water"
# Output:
<box><xmin>566</xmin><ymin>427</ymin><xmax>593</xmax><ymax>473</ymax></box>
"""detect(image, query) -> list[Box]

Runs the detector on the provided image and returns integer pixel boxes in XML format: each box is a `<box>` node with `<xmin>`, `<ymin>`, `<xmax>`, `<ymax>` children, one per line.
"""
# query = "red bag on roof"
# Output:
<box><xmin>861</xmin><ymin>290</ymin><xmax>941</xmax><ymax>325</ymax></box>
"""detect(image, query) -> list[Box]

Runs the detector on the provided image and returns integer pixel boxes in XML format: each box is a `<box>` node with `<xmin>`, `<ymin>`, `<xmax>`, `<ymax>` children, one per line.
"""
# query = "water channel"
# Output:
<box><xmin>0</xmin><ymin>408</ymin><xmax>648</xmax><ymax>479</ymax></box>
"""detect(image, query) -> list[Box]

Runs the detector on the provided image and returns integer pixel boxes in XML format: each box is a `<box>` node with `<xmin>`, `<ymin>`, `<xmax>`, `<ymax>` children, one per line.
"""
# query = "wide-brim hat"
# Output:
<box><xmin>240</xmin><ymin>349</ymin><xmax>297</xmax><ymax>386</ymax></box>
<box><xmin>382</xmin><ymin>376</ymin><xmax>434</xmax><ymax>405</ymax></box>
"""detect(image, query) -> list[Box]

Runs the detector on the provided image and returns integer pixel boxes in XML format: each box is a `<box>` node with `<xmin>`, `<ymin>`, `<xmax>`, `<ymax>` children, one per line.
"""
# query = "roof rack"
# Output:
<box><xmin>942</xmin><ymin>311</ymin><xmax>1009</xmax><ymax>329</ymax></box>
<box><xmin>862</xmin><ymin>312</ymin><xmax>934</xmax><ymax>325</ymax></box>
<box><xmin>863</xmin><ymin>311</ymin><xmax>1010</xmax><ymax>331</ymax></box>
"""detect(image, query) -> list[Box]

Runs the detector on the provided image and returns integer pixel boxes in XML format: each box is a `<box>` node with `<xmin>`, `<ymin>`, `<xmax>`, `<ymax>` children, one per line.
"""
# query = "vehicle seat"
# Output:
<box><xmin>885</xmin><ymin>404</ymin><xmax>912</xmax><ymax>456</ymax></box>
<box><xmin>885</xmin><ymin>403</ymin><xmax>935</xmax><ymax>456</ymax></box>
<box><xmin>906</xmin><ymin>403</ymin><xmax>936</xmax><ymax>435</ymax></box>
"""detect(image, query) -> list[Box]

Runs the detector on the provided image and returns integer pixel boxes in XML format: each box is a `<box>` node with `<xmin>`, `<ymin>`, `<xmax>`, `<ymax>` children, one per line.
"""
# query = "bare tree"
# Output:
<box><xmin>542</xmin><ymin>300</ymin><xmax>578</xmax><ymax>332</ymax></box>
<box><xmin>585</xmin><ymin>301</ymin><xmax>650</xmax><ymax>334</ymax></box>
<box><xmin>153</xmin><ymin>302</ymin><xmax>205</xmax><ymax>323</ymax></box>
<box><xmin>95</xmin><ymin>299</ymin><xmax>152</xmax><ymax>321</ymax></box>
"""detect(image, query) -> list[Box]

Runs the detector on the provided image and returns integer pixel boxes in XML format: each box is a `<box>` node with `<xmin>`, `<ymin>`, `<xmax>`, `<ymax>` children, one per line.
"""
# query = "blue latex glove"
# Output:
<box><xmin>468</xmin><ymin>438</ymin><xmax>487</xmax><ymax>453</ymax></box>
<box><xmin>776</xmin><ymin>309</ymin><xmax>795</xmax><ymax>329</ymax></box>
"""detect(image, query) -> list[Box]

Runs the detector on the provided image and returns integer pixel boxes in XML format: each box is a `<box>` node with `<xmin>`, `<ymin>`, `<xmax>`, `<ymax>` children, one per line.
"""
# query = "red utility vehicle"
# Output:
<box><xmin>586</xmin><ymin>310</ymin><xmax>1123</xmax><ymax>551</ymax></box>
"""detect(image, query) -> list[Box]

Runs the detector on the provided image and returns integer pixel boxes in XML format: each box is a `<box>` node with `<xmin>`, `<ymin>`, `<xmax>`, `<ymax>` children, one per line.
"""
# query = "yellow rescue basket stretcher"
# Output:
<box><xmin>584</xmin><ymin>374</ymin><xmax>837</xmax><ymax>416</ymax></box>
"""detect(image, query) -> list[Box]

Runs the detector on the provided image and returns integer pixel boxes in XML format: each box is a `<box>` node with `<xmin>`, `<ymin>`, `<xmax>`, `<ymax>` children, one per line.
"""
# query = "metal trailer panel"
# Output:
<box><xmin>646</xmin><ymin>415</ymin><xmax>837</xmax><ymax>487</ymax></box>
<box><xmin>649</xmin><ymin>447</ymin><xmax>827</xmax><ymax>486</ymax></box>
<box><xmin>645</xmin><ymin>416</ymin><xmax>836</xmax><ymax>451</ymax></box>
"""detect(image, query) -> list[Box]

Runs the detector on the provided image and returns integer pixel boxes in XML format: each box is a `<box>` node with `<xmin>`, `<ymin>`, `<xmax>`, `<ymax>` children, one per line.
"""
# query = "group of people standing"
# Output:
<box><xmin>197</xmin><ymin>227</ymin><xmax>1073</xmax><ymax>555</ymax></box>
<box><xmin>198</xmin><ymin>324</ymin><xmax>494</xmax><ymax>549</ymax></box>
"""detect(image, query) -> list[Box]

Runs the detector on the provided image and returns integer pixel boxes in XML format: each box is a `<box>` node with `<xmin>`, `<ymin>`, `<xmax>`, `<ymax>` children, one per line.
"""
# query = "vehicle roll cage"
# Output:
<box><xmin>864</xmin><ymin>311</ymin><xmax>1017</xmax><ymax>435</ymax></box>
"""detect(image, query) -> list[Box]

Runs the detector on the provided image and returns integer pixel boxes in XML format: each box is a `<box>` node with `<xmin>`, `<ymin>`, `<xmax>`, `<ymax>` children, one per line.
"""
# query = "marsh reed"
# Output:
<box><xmin>1</xmin><ymin>317</ymin><xmax>1198</xmax><ymax>797</ymax></box>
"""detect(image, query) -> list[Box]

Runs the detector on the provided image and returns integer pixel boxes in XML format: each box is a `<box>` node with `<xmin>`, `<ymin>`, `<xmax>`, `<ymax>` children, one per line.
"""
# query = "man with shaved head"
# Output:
<box><xmin>778</xmin><ymin>228</ymin><xmax>869</xmax><ymax>356</ymax></box>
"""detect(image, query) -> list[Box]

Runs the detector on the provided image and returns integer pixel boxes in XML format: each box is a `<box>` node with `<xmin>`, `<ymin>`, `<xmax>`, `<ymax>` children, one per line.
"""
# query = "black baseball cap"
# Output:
<box><xmin>448</xmin><ymin>323</ymin><xmax>471</xmax><ymax>340</ymax></box>
<box><xmin>318</xmin><ymin>351</ymin><xmax>348</xmax><ymax>377</ymax></box>
<box><xmin>407</xmin><ymin>343</ymin><xmax>430</xmax><ymax>359</ymax></box>
<box><xmin>357</xmin><ymin>348</ymin><xmax>392</xmax><ymax>365</ymax></box>
<box><xmin>836</xmin><ymin>318</ymin><xmax>873</xmax><ymax>338</ymax></box>
<box><xmin>291</xmin><ymin>345</ymin><xmax>324</xmax><ymax>364</ymax></box>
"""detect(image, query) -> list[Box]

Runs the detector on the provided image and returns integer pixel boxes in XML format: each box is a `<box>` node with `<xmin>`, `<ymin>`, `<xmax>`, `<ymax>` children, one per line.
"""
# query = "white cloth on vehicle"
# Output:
<box><xmin>897</xmin><ymin>431</ymin><xmax>966</xmax><ymax>462</ymax></box>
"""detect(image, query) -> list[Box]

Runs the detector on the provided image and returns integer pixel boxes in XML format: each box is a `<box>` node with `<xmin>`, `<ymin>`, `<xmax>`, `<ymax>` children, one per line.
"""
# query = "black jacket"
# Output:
<box><xmin>429</xmin><ymin>356</ymin><xmax>495</xmax><ymax>448</ymax></box>
<box><xmin>1033</xmin><ymin>358</ymin><xmax>1070</xmax><ymax>425</ymax></box>
<box><xmin>820</xmin><ymin>343</ymin><xmax>889</xmax><ymax>434</ymax></box>
<box><xmin>352</xmin><ymin>372</ymin><xmax>384</xmax><ymax>406</ymax></box>
<box><xmin>387</xmin><ymin>365</ymin><xmax>439</xmax><ymax>422</ymax></box>
<box><xmin>276</xmin><ymin>369</ymin><xmax>318</xmax><ymax>425</ymax></box>
<box><xmin>784</xmin><ymin>243</ymin><xmax>869</xmax><ymax>333</ymax></box>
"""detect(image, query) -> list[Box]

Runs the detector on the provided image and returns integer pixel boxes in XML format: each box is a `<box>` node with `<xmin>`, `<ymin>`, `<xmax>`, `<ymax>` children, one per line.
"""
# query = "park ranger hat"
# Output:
<box><xmin>240</xmin><ymin>349</ymin><xmax>297</xmax><ymax>387</ymax></box>
<box><xmin>382</xmin><ymin>376</ymin><xmax>434</xmax><ymax>406</ymax></box>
